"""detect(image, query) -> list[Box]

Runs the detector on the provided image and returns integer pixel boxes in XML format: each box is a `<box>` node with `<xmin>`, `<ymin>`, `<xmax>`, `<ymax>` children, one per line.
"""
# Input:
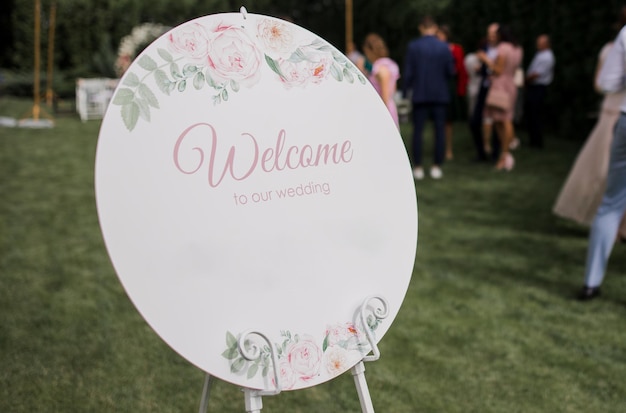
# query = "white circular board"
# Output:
<box><xmin>96</xmin><ymin>11</ymin><xmax>417</xmax><ymax>391</ymax></box>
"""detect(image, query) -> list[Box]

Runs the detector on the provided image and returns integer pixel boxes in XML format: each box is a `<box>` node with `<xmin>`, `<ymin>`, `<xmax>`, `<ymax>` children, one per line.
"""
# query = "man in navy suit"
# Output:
<box><xmin>403</xmin><ymin>15</ymin><xmax>455</xmax><ymax>180</ymax></box>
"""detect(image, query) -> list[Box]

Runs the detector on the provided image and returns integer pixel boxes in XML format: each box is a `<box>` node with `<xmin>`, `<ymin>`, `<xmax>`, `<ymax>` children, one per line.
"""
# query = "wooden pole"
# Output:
<box><xmin>46</xmin><ymin>1</ymin><xmax>57</xmax><ymax>107</ymax></box>
<box><xmin>345</xmin><ymin>0</ymin><xmax>353</xmax><ymax>52</ymax></box>
<box><xmin>21</xmin><ymin>0</ymin><xmax>53</xmax><ymax>123</ymax></box>
<box><xmin>33</xmin><ymin>0</ymin><xmax>41</xmax><ymax>120</ymax></box>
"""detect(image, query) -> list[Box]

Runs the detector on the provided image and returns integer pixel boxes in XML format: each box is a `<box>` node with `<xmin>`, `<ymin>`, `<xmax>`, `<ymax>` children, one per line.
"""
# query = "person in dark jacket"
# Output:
<box><xmin>403</xmin><ymin>15</ymin><xmax>455</xmax><ymax>180</ymax></box>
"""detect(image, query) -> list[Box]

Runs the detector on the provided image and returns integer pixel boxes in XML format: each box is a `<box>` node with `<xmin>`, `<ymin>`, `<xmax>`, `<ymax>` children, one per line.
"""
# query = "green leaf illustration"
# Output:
<box><xmin>331</xmin><ymin>50</ymin><xmax>348</xmax><ymax>63</ymax></box>
<box><xmin>311</xmin><ymin>38</ymin><xmax>325</xmax><ymax>47</ymax></box>
<box><xmin>121</xmin><ymin>101</ymin><xmax>140</xmax><ymax>131</ymax></box>
<box><xmin>265</xmin><ymin>54</ymin><xmax>285</xmax><ymax>80</ymax></box>
<box><xmin>138</xmin><ymin>83</ymin><xmax>159</xmax><ymax>108</ymax></box>
<box><xmin>193</xmin><ymin>72</ymin><xmax>205</xmax><ymax>90</ymax></box>
<box><xmin>221</xmin><ymin>88</ymin><xmax>228</xmax><ymax>102</ymax></box>
<box><xmin>154</xmin><ymin>69</ymin><xmax>171</xmax><ymax>95</ymax></box>
<box><xmin>330</xmin><ymin>63</ymin><xmax>343</xmax><ymax>82</ymax></box>
<box><xmin>343</xmin><ymin>68</ymin><xmax>354</xmax><ymax>84</ymax></box>
<box><xmin>221</xmin><ymin>347</ymin><xmax>239</xmax><ymax>360</ymax></box>
<box><xmin>112</xmin><ymin>88</ymin><xmax>134</xmax><ymax>105</ymax></box>
<box><xmin>367</xmin><ymin>314</ymin><xmax>380</xmax><ymax>330</ymax></box>
<box><xmin>205</xmin><ymin>69</ymin><xmax>218</xmax><ymax>88</ymax></box>
<box><xmin>226</xmin><ymin>331</ymin><xmax>237</xmax><ymax>347</ymax></box>
<box><xmin>231</xmin><ymin>357</ymin><xmax>246</xmax><ymax>373</ymax></box>
<box><xmin>170</xmin><ymin>62</ymin><xmax>182</xmax><ymax>79</ymax></box>
<box><xmin>157</xmin><ymin>48</ymin><xmax>174</xmax><ymax>63</ymax></box>
<box><xmin>212</xmin><ymin>95</ymin><xmax>221</xmax><ymax>105</ymax></box>
<box><xmin>247</xmin><ymin>362</ymin><xmax>259</xmax><ymax>379</ymax></box>
<box><xmin>177</xmin><ymin>79</ymin><xmax>187</xmax><ymax>92</ymax></box>
<box><xmin>138</xmin><ymin>55</ymin><xmax>158</xmax><ymax>71</ymax></box>
<box><xmin>322</xmin><ymin>334</ymin><xmax>329</xmax><ymax>352</ymax></box>
<box><xmin>136</xmin><ymin>97</ymin><xmax>151</xmax><ymax>121</ymax></box>
<box><xmin>122</xmin><ymin>72</ymin><xmax>140</xmax><ymax>87</ymax></box>
<box><xmin>230</xmin><ymin>79</ymin><xmax>240</xmax><ymax>92</ymax></box>
<box><xmin>288</xmin><ymin>48</ymin><xmax>307</xmax><ymax>63</ymax></box>
<box><xmin>183</xmin><ymin>64</ymin><xmax>198</xmax><ymax>76</ymax></box>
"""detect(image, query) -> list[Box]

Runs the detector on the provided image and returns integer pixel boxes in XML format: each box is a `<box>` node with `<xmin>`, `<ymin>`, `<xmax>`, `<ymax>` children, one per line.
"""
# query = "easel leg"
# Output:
<box><xmin>198</xmin><ymin>374</ymin><xmax>212</xmax><ymax>413</ymax></box>
<box><xmin>244</xmin><ymin>388</ymin><xmax>263</xmax><ymax>413</ymax></box>
<box><xmin>351</xmin><ymin>361</ymin><xmax>375</xmax><ymax>413</ymax></box>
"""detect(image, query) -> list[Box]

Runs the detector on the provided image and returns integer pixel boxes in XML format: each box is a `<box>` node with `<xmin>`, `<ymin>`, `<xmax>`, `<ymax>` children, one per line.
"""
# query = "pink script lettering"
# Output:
<box><xmin>173</xmin><ymin>123</ymin><xmax>353</xmax><ymax>187</ymax></box>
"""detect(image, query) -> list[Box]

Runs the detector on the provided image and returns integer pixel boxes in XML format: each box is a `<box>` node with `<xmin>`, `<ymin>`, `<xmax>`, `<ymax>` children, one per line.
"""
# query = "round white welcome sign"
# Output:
<box><xmin>96</xmin><ymin>11</ymin><xmax>417</xmax><ymax>391</ymax></box>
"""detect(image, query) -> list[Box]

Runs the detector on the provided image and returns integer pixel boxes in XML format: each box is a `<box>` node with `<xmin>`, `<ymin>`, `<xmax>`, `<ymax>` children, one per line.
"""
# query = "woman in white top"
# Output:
<box><xmin>553</xmin><ymin>40</ymin><xmax>626</xmax><ymax>239</ymax></box>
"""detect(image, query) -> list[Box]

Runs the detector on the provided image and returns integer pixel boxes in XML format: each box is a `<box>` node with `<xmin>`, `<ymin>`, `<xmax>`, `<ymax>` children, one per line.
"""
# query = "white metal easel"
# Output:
<box><xmin>198</xmin><ymin>296</ymin><xmax>388</xmax><ymax>413</ymax></box>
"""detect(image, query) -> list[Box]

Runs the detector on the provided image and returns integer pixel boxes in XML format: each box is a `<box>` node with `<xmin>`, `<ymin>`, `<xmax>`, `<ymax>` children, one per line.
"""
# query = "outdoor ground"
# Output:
<box><xmin>1</xmin><ymin>96</ymin><xmax>625</xmax><ymax>412</ymax></box>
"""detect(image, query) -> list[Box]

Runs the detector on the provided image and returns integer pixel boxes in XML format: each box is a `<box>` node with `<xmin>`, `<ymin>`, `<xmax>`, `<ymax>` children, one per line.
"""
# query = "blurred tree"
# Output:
<box><xmin>1</xmin><ymin>0</ymin><xmax>625</xmax><ymax>139</ymax></box>
<box><xmin>91</xmin><ymin>33</ymin><xmax>117</xmax><ymax>79</ymax></box>
<box><xmin>0</xmin><ymin>0</ymin><xmax>15</xmax><ymax>67</ymax></box>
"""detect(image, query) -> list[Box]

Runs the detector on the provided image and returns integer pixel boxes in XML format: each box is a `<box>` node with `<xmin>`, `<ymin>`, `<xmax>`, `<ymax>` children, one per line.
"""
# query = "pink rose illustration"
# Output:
<box><xmin>275</xmin><ymin>47</ymin><xmax>333</xmax><ymax>89</ymax></box>
<box><xmin>206</xmin><ymin>24</ymin><xmax>262</xmax><ymax>88</ymax></box>
<box><xmin>326</xmin><ymin>323</ymin><xmax>358</xmax><ymax>346</ymax></box>
<box><xmin>116</xmin><ymin>17</ymin><xmax>365</xmax><ymax>131</ymax></box>
<box><xmin>167</xmin><ymin>23</ymin><xmax>210</xmax><ymax>64</ymax></box>
<box><xmin>274</xmin><ymin>59</ymin><xmax>311</xmax><ymax>89</ymax></box>
<box><xmin>257</xmin><ymin>19</ymin><xmax>295</xmax><ymax>58</ymax></box>
<box><xmin>324</xmin><ymin>346</ymin><xmax>350</xmax><ymax>376</ymax></box>
<box><xmin>325</xmin><ymin>322</ymin><xmax>361</xmax><ymax>348</ymax></box>
<box><xmin>273</xmin><ymin>359</ymin><xmax>297</xmax><ymax>390</ymax></box>
<box><xmin>300</xmin><ymin>47</ymin><xmax>334</xmax><ymax>85</ymax></box>
<box><xmin>286</xmin><ymin>336</ymin><xmax>321</xmax><ymax>381</ymax></box>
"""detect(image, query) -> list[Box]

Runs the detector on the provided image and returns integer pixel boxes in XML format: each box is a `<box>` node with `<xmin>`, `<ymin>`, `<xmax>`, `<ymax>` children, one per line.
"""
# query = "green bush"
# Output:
<box><xmin>0</xmin><ymin>69</ymin><xmax>82</xmax><ymax>101</ymax></box>
<box><xmin>0</xmin><ymin>70</ymin><xmax>36</xmax><ymax>97</ymax></box>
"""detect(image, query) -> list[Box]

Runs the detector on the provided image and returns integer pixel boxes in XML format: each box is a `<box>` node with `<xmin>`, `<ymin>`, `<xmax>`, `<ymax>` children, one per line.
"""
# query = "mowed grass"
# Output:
<box><xmin>1</xmin><ymin>96</ymin><xmax>626</xmax><ymax>412</ymax></box>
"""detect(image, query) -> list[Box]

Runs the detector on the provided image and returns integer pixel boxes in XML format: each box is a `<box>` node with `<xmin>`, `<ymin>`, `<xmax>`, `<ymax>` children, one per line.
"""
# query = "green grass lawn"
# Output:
<box><xmin>1</xmin><ymin>96</ymin><xmax>625</xmax><ymax>412</ymax></box>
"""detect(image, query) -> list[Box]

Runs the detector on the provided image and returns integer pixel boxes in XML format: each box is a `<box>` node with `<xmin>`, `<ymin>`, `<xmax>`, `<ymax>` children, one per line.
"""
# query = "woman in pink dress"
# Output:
<box><xmin>362</xmin><ymin>33</ymin><xmax>400</xmax><ymax>128</ymax></box>
<box><xmin>478</xmin><ymin>25</ymin><xmax>523</xmax><ymax>170</ymax></box>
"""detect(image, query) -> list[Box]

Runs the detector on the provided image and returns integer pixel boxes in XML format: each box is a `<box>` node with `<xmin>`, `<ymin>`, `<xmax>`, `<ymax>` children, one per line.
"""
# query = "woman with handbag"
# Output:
<box><xmin>477</xmin><ymin>25</ymin><xmax>523</xmax><ymax>171</ymax></box>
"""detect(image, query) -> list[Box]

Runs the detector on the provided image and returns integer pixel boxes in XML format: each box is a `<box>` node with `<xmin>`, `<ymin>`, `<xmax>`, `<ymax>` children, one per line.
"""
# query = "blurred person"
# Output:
<box><xmin>524</xmin><ymin>34</ymin><xmax>555</xmax><ymax>149</ymax></box>
<box><xmin>510</xmin><ymin>65</ymin><xmax>525</xmax><ymax>150</ymax></box>
<box><xmin>362</xmin><ymin>33</ymin><xmax>401</xmax><ymax>128</ymax></box>
<box><xmin>554</xmin><ymin>7</ymin><xmax>626</xmax><ymax>245</ymax></box>
<box><xmin>464</xmin><ymin>44</ymin><xmax>482</xmax><ymax>118</ymax></box>
<box><xmin>579</xmin><ymin>23</ymin><xmax>626</xmax><ymax>300</ymax></box>
<box><xmin>469</xmin><ymin>23</ymin><xmax>500</xmax><ymax>162</ymax></box>
<box><xmin>403</xmin><ymin>15</ymin><xmax>454</xmax><ymax>180</ymax></box>
<box><xmin>346</xmin><ymin>41</ymin><xmax>366</xmax><ymax>73</ymax></box>
<box><xmin>478</xmin><ymin>24</ymin><xmax>523</xmax><ymax>171</ymax></box>
<box><xmin>437</xmin><ymin>24</ymin><xmax>468</xmax><ymax>160</ymax></box>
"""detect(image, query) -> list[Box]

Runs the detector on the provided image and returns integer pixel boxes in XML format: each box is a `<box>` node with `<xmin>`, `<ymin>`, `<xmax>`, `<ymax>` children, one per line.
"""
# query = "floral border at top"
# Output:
<box><xmin>111</xmin><ymin>17</ymin><xmax>367</xmax><ymax>132</ymax></box>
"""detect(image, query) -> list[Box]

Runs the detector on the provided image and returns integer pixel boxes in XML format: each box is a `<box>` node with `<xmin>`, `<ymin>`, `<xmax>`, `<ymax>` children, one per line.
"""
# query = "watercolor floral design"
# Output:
<box><xmin>222</xmin><ymin>321</ymin><xmax>376</xmax><ymax>390</ymax></box>
<box><xmin>111</xmin><ymin>17</ymin><xmax>366</xmax><ymax>132</ymax></box>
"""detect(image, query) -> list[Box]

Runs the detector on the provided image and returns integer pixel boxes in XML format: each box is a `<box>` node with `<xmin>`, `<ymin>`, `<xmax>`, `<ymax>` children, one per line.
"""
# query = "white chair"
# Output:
<box><xmin>76</xmin><ymin>78</ymin><xmax>118</xmax><ymax>122</ymax></box>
